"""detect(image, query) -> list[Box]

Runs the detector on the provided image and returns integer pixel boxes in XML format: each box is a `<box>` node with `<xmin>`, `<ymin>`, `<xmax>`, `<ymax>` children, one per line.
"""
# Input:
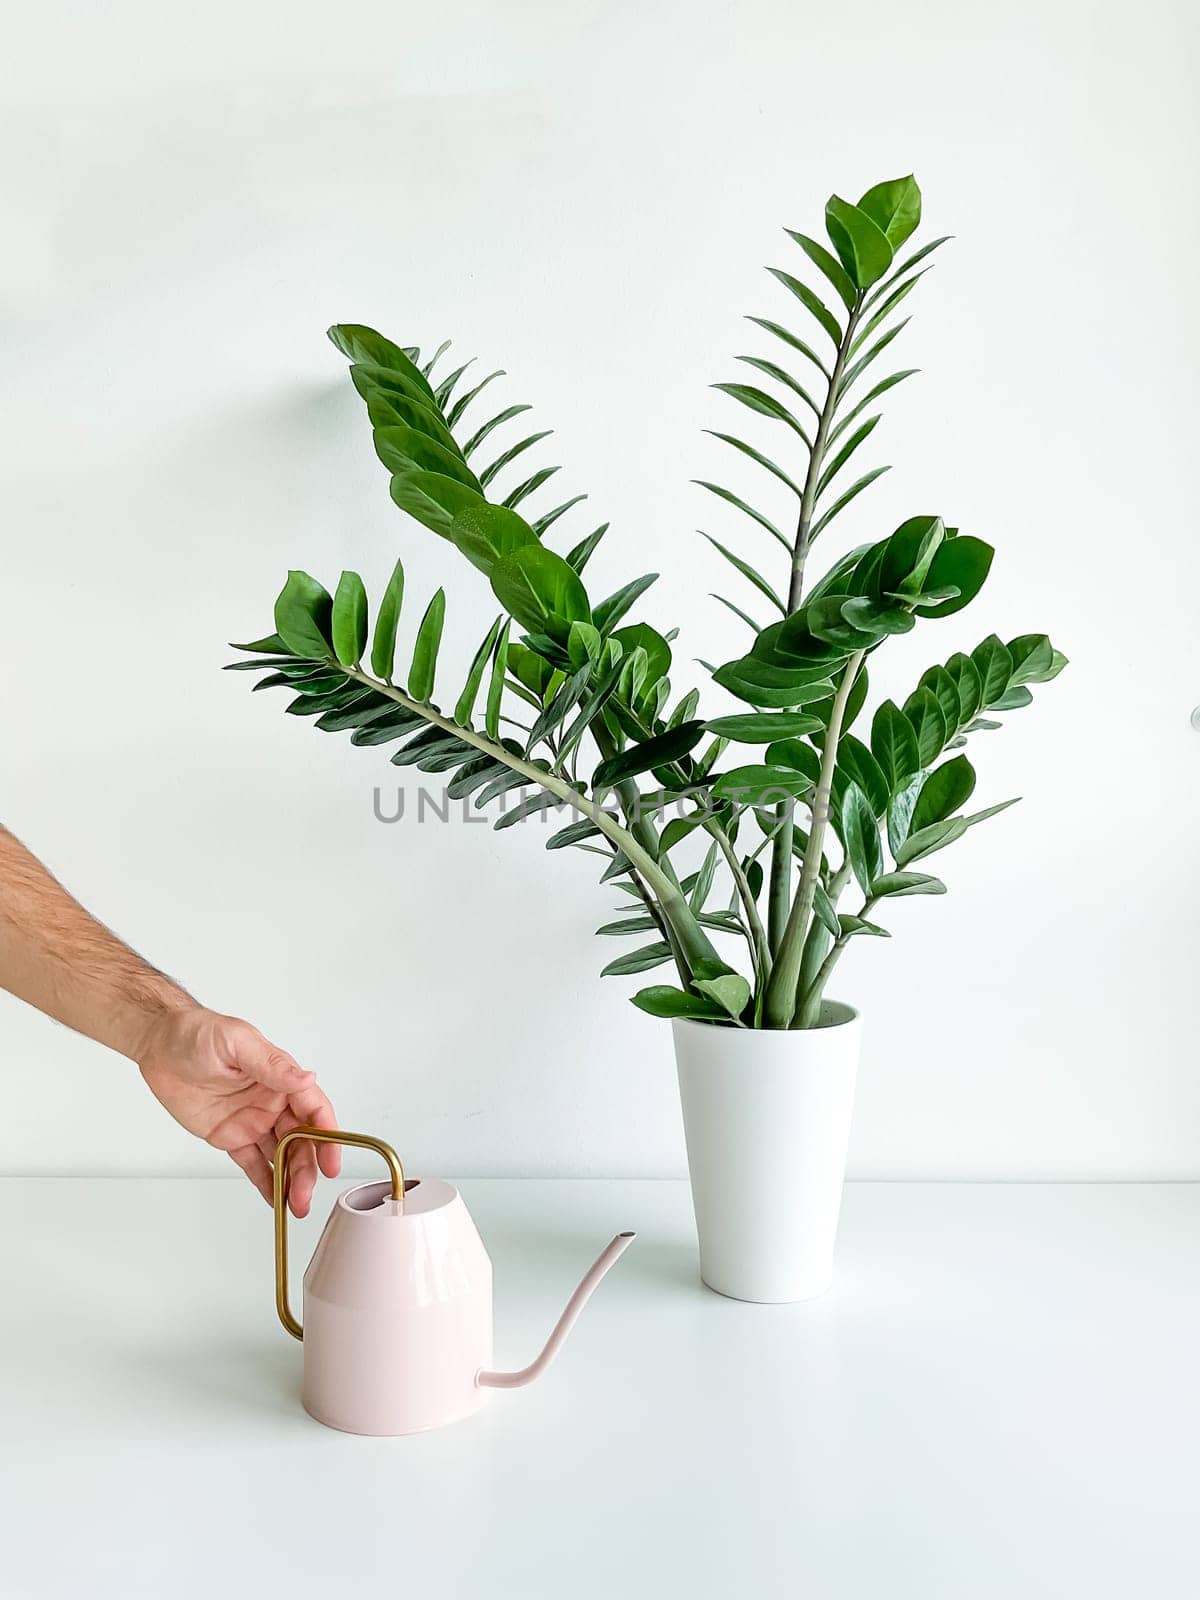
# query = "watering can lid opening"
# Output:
<box><xmin>337</xmin><ymin>1176</ymin><xmax>459</xmax><ymax>1218</ymax></box>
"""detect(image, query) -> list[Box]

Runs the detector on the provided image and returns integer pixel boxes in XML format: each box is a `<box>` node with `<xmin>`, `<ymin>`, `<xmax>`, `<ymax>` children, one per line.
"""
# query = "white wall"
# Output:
<box><xmin>2</xmin><ymin>0</ymin><xmax>1197</xmax><ymax>1182</ymax></box>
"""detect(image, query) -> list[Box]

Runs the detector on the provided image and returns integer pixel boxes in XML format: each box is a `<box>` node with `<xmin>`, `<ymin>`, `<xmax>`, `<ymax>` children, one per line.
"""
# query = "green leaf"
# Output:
<box><xmin>389</xmin><ymin>469</ymin><xmax>482</xmax><ymax>538</ymax></box>
<box><xmin>593</xmin><ymin>573</ymin><xmax>658</xmax><ymax>633</ymax></box>
<box><xmin>816</xmin><ymin>416</ymin><xmax>881</xmax><ymax>500</ymax></box>
<box><xmin>407</xmin><ymin>589</ymin><xmax>446</xmax><ymax>701</ymax></box>
<box><xmin>784</xmin><ymin>230</ymin><xmax>857</xmax><ymax>311</ymax></box>
<box><xmin>871</xmin><ymin>871</ymin><xmax>946</xmax><ymax>897</ymax></box>
<box><xmin>231</xmin><ymin>632</ymin><xmax>291</xmax><ymax>655</ymax></box>
<box><xmin>918</xmin><ymin>665</ymin><xmax>961</xmax><ymax>736</ymax></box>
<box><xmin>274</xmin><ymin>571</ymin><xmax>334</xmax><ymax>659</ymax></box>
<box><xmin>593</xmin><ymin>723</ymin><xmax>706</xmax><ymax>789</ymax></box>
<box><xmin>894</xmin><ymin>816</ymin><xmax>968</xmax><ymax>866</ymax></box>
<box><xmin>369</xmin><ymin>559</ymin><xmax>405</xmax><ymax>680</ymax></box>
<box><xmin>611</xmin><ymin>622</ymin><xmax>671</xmax><ymax>685</ymax></box>
<box><xmin>856</xmin><ymin>175</ymin><xmax>922</xmax><ymax>249</ymax></box>
<box><xmin>972</xmin><ymin>635</ymin><xmax>1014</xmax><ymax>705</ymax></box>
<box><xmin>602</xmin><ymin>942</ymin><xmax>675</xmax><ymax>977</ymax></box>
<box><xmin>449</xmin><ymin>502</ymin><xmax>538</xmax><ymax>577</ymax></box>
<box><xmin>479</xmin><ymin>429</ymin><xmax>552</xmax><ymax>488</ymax></box>
<box><xmin>903</xmin><ymin>686</ymin><xmax>948</xmax><ymax>769</ymax></box>
<box><xmin>372</xmin><ymin>424</ymin><xmax>479</xmax><ymax>489</ymax></box>
<box><xmin>485</xmin><ymin>621</ymin><xmax>510</xmax><ymax>739</ymax></box>
<box><xmin>963</xmin><ymin>798</ymin><xmax>1020</xmax><ymax>830</ymax></box>
<box><xmin>879</xmin><ymin>515</ymin><xmax>945</xmax><ymax>597</ymax></box>
<box><xmin>331</xmin><ymin>571</ymin><xmax>368</xmax><ymax>667</ymax></box>
<box><xmin>842</xmin><ymin>781</ymin><xmax>884</xmax><ymax>894</ymax></box>
<box><xmin>812</xmin><ymin>882</ymin><xmax>841</xmax><ymax>939</ymax></box>
<box><xmin>766</xmin><ymin>267</ymin><xmax>843</xmax><ymax>346</ymax></box>
<box><xmin>911</xmin><ymin>755</ymin><xmax>977</xmax><ymax>832</ymax></box>
<box><xmin>454</xmin><ymin>615</ymin><xmax>505</xmax><ymax>725</ymax></box>
<box><xmin>705</xmin><ymin>431</ymin><xmax>804</xmax><ymax>498</ymax></box>
<box><xmin>765</xmin><ymin>738</ymin><xmax>821</xmax><ymax>781</ymax></box>
<box><xmin>693</xmin><ymin>972</ymin><xmax>751</xmax><ymax>1019</ymax></box>
<box><xmin>824</xmin><ymin>195</ymin><xmax>894</xmax><ymax>288</ymax></box>
<box><xmin>886</xmin><ymin>770</ymin><xmax>925</xmax><ymax>857</ymax></box>
<box><xmin>870</xmin><ymin>700</ymin><xmax>920</xmax><ymax>792</ymax></box>
<box><xmin>915</xmin><ymin>537</ymin><xmax>994</xmax><ymax>618</ymax></box>
<box><xmin>992</xmin><ymin>685</ymin><xmax>1032</xmax><ymax>711</ymax></box>
<box><xmin>490</xmin><ymin>545</ymin><xmax>591</xmax><ymax>639</ymax></box>
<box><xmin>1007</xmin><ymin>634</ymin><xmax>1056</xmax><ymax>684</ymax></box>
<box><xmin>711</xmin><ymin>765</ymin><xmax>813</xmax><ymax>805</ymax></box>
<box><xmin>706</xmin><ymin>711</ymin><xmax>822</xmax><ymax>742</ymax></box>
<box><xmin>694</xmin><ymin>481</ymin><xmax>788</xmax><ymax>551</ymax></box>
<box><xmin>839</xmin><ymin>914</ymin><xmax>890</xmax><ymax>938</ymax></box>
<box><xmin>565</xmin><ymin>524</ymin><xmax>608</xmax><ymax>574</ymax></box>
<box><xmin>809</xmin><ymin>466</ymin><xmax>891</xmax><ymax>538</ymax></box>
<box><xmin>744</xmin><ymin>317</ymin><xmax>831</xmax><ymax>381</ymax></box>
<box><xmin>711</xmin><ymin>382</ymin><xmax>810</xmax><ymax>438</ymax></box>
<box><xmin>712</xmin><ymin>658</ymin><xmax>835</xmax><ymax>710</ymax></box>
<box><xmin>945</xmin><ymin>652</ymin><xmax>983</xmax><ymax>722</ymax></box>
<box><xmin>328</xmin><ymin>325</ymin><xmax>436</xmax><ymax>397</ymax></box>
<box><xmin>631</xmin><ymin>986</ymin><xmax>727</xmax><ymax>1021</ymax></box>
<box><xmin>836</xmin><ymin>734</ymin><xmax>890</xmax><ymax>816</ymax></box>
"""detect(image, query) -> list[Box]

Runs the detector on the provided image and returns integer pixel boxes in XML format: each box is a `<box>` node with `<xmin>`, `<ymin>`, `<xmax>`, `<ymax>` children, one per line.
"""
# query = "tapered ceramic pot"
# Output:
<box><xmin>672</xmin><ymin>1001</ymin><xmax>862</xmax><ymax>1303</ymax></box>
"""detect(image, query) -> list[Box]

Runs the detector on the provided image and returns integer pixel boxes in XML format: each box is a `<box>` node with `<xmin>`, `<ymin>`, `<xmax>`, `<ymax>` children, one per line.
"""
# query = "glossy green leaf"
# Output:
<box><xmin>809</xmin><ymin>466</ymin><xmax>891</xmax><ymax>538</ymax></box>
<box><xmin>856</xmin><ymin>175</ymin><xmax>922</xmax><ymax>249</ymax></box>
<box><xmin>870</xmin><ymin>700</ymin><xmax>920</xmax><ymax>791</ymax></box>
<box><xmin>701</xmin><ymin>534</ymin><xmax>786</xmax><ymax>614</ymax></box>
<box><xmin>825</xmin><ymin>195</ymin><xmax>894</xmax><ymax>288</ymax></box>
<box><xmin>767</xmin><ymin>267</ymin><xmax>843</xmax><ymax>346</ymax></box>
<box><xmin>705</xmin><ymin>431</ymin><xmax>804</xmax><ymax>497</ymax></box>
<box><xmin>274</xmin><ymin>571</ymin><xmax>334</xmax><ymax>659</ymax></box>
<box><xmin>706</xmin><ymin>711</ymin><xmax>822</xmax><ymax>742</ymax></box>
<box><xmin>837</xmin><ymin>734</ymin><xmax>890</xmax><ymax>816</ymax></box>
<box><xmin>945</xmin><ymin>652</ymin><xmax>983</xmax><ymax>723</ymax></box>
<box><xmin>911</xmin><ymin>755</ymin><xmax>976</xmax><ymax>831</ymax></box>
<box><xmin>593</xmin><ymin>722</ymin><xmax>705</xmax><ymax>789</ymax></box>
<box><xmin>732</xmin><ymin>356</ymin><xmax>820</xmax><ymax>422</ymax></box>
<box><xmin>388</xmin><ymin>469</ymin><xmax>482</xmax><ymax>538</ymax></box>
<box><xmin>972</xmin><ymin>634</ymin><xmax>1013</xmax><ymax>705</ymax></box>
<box><xmin>713</xmin><ymin>657</ymin><xmax>835</xmax><ymax>709</ymax></box>
<box><xmin>463</xmin><ymin>403</ymin><xmax>532</xmax><ymax>459</ymax></box>
<box><xmin>1007</xmin><ymin>634</ymin><xmax>1056</xmax><ymax>684</ymax></box>
<box><xmin>871</xmin><ymin>870</ymin><xmax>946</xmax><ymax>897</ymax></box>
<box><xmin>490</xmin><ymin>545</ymin><xmax>590</xmax><ymax>639</ymax></box>
<box><xmin>454</xmin><ymin>615</ymin><xmax>505</xmax><ymax>725</ymax></box>
<box><xmin>694</xmin><ymin>972</ymin><xmax>751</xmax><ymax>1019</ymax></box>
<box><xmin>914</xmin><ymin>537</ymin><xmax>994</xmax><ymax>618</ymax></box>
<box><xmin>764</xmin><ymin>739</ymin><xmax>821</xmax><ymax>782</ymax></box>
<box><xmin>711</xmin><ymin>765</ymin><xmax>813</xmax><ymax>805</ymax></box>
<box><xmin>886</xmin><ymin>770</ymin><xmax>925</xmax><ymax>857</ymax></box>
<box><xmin>903</xmin><ymin>686</ymin><xmax>948</xmax><ymax>768</ymax></box>
<box><xmin>816</xmin><ymin>416</ymin><xmax>881</xmax><ymax>500</ymax></box>
<box><xmin>373</xmin><ymin>424</ymin><xmax>479</xmax><ymax>489</ymax></box>
<box><xmin>565</xmin><ymin>523</ymin><xmax>608</xmax><ymax>574</ymax></box>
<box><xmin>449</xmin><ymin>502</ymin><xmax>538</xmax><ymax>576</ymax></box>
<box><xmin>331</xmin><ymin>571</ymin><xmax>368</xmax><ymax>667</ymax></box>
<box><xmin>631</xmin><ymin>986</ymin><xmax>727</xmax><ymax>1021</ymax></box>
<box><xmin>407</xmin><ymin>589</ymin><xmax>446</xmax><ymax>701</ymax></box>
<box><xmin>484</xmin><ymin>622</ymin><xmax>510</xmax><ymax>739</ymax></box>
<box><xmin>602</xmin><ymin>942</ymin><xmax>675</xmax><ymax>977</ymax></box>
<box><xmin>744</xmin><ymin>316</ymin><xmax>831</xmax><ymax>380</ymax></box>
<box><xmin>842</xmin><ymin>782</ymin><xmax>884</xmax><ymax>894</ymax></box>
<box><xmin>694</xmin><ymin>481</ymin><xmax>788</xmax><ymax>550</ymax></box>
<box><xmin>711</xmin><ymin>382</ymin><xmax>810</xmax><ymax>439</ymax></box>
<box><xmin>894</xmin><ymin>815</ymin><xmax>969</xmax><ymax>867</ymax></box>
<box><xmin>784</xmin><ymin>230</ymin><xmax>857</xmax><ymax>311</ymax></box>
<box><xmin>593</xmin><ymin>573</ymin><xmax>658</xmax><ymax>633</ymax></box>
<box><xmin>611</xmin><ymin>622</ymin><xmax>671</xmax><ymax>685</ymax></box>
<box><xmin>369</xmin><ymin>559</ymin><xmax>404</xmax><ymax>680</ymax></box>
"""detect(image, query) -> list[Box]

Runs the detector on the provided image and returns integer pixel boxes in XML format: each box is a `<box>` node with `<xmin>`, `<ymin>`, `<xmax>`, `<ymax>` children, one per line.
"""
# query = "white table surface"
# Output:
<box><xmin>1</xmin><ymin>1177</ymin><xmax>1196</xmax><ymax>1599</ymax></box>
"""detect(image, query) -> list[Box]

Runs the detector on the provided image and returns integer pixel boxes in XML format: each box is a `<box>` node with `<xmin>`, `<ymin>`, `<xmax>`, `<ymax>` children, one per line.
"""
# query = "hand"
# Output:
<box><xmin>137</xmin><ymin>1004</ymin><xmax>340</xmax><ymax>1216</ymax></box>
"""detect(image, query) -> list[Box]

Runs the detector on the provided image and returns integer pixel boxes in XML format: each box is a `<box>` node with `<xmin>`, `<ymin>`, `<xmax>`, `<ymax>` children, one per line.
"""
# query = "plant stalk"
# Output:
<box><xmin>762</xmin><ymin>650</ymin><xmax>865</xmax><ymax>1029</ymax></box>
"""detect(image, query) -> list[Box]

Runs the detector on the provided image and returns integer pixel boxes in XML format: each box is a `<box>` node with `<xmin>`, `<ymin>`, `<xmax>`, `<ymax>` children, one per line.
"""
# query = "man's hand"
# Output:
<box><xmin>138</xmin><ymin>1005</ymin><xmax>341</xmax><ymax>1216</ymax></box>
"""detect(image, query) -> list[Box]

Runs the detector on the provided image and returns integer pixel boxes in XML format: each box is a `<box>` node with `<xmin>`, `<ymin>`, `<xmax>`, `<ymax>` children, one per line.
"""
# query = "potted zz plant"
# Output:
<box><xmin>229</xmin><ymin>174</ymin><xmax>1064</xmax><ymax>1304</ymax></box>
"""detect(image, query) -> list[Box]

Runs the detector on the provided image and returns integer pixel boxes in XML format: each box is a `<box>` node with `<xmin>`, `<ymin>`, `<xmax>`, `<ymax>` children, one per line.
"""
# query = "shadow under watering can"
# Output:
<box><xmin>273</xmin><ymin>1127</ymin><xmax>635</xmax><ymax>1436</ymax></box>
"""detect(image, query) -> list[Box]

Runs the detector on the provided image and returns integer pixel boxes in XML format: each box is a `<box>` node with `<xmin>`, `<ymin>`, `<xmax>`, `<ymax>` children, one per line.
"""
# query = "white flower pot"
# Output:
<box><xmin>672</xmin><ymin>1002</ymin><xmax>862</xmax><ymax>1303</ymax></box>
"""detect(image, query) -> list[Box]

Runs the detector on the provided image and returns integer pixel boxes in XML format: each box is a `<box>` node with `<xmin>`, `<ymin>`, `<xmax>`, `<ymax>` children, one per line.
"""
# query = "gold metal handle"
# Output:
<box><xmin>273</xmin><ymin>1126</ymin><xmax>406</xmax><ymax>1341</ymax></box>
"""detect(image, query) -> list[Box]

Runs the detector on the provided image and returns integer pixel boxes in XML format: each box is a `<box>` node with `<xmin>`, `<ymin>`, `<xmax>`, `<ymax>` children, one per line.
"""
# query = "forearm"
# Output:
<box><xmin>0</xmin><ymin>827</ymin><xmax>193</xmax><ymax>1060</ymax></box>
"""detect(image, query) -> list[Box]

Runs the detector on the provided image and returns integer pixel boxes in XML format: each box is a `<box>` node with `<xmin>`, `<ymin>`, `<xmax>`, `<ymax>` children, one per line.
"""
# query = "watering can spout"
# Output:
<box><xmin>476</xmin><ymin>1232</ymin><xmax>635</xmax><ymax>1390</ymax></box>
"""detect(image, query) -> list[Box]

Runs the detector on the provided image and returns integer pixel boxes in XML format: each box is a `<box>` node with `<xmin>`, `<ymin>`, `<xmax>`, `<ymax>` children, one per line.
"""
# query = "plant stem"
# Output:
<box><xmin>342</xmin><ymin>665</ymin><xmax>723</xmax><ymax>979</ymax></box>
<box><xmin>762</xmin><ymin>650</ymin><xmax>865</xmax><ymax>1029</ymax></box>
<box><xmin>797</xmin><ymin>892</ymin><xmax>878</xmax><ymax>1025</ymax></box>
<box><xmin>764</xmin><ymin>293</ymin><xmax>866</xmax><ymax>969</ymax></box>
<box><xmin>703</xmin><ymin>818</ymin><xmax>770</xmax><ymax>993</ymax></box>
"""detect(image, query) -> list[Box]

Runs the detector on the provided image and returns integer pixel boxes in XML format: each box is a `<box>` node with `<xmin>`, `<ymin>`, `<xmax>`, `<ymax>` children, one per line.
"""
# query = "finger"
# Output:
<box><xmin>274</xmin><ymin>1109</ymin><xmax>319</xmax><ymax>1219</ymax></box>
<box><xmin>228</xmin><ymin>1144</ymin><xmax>274</xmax><ymax>1206</ymax></box>
<box><xmin>223</xmin><ymin>1019</ymin><xmax>314</xmax><ymax>1094</ymax></box>
<box><xmin>287</xmin><ymin>1081</ymin><xmax>342</xmax><ymax>1179</ymax></box>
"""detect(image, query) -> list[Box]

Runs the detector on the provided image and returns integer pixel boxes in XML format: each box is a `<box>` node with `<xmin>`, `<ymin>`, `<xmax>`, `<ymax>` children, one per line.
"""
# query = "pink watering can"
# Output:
<box><xmin>273</xmin><ymin>1127</ymin><xmax>635</xmax><ymax>1435</ymax></box>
